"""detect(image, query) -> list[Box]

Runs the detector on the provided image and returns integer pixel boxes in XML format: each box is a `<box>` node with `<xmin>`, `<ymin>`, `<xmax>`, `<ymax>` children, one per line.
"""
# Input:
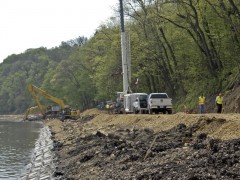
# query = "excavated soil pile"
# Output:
<box><xmin>45</xmin><ymin>109</ymin><xmax>240</xmax><ymax>179</ymax></box>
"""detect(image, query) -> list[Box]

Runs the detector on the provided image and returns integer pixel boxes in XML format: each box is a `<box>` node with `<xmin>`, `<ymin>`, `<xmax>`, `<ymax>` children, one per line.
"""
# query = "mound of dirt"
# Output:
<box><xmin>45</xmin><ymin>110</ymin><xmax>240</xmax><ymax>179</ymax></box>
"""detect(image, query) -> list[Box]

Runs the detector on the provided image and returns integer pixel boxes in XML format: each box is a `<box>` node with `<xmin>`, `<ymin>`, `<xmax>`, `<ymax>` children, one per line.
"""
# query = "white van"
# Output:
<box><xmin>124</xmin><ymin>93</ymin><xmax>148</xmax><ymax>114</ymax></box>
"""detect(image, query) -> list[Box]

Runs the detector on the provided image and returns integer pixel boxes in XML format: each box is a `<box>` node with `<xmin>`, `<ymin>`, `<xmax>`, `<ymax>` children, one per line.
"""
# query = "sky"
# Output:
<box><xmin>0</xmin><ymin>0</ymin><xmax>119</xmax><ymax>63</ymax></box>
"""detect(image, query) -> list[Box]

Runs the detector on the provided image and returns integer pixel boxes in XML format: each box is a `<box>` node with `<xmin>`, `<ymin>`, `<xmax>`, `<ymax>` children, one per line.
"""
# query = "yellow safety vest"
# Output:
<box><xmin>199</xmin><ymin>96</ymin><xmax>205</xmax><ymax>105</ymax></box>
<box><xmin>216</xmin><ymin>96</ymin><xmax>223</xmax><ymax>104</ymax></box>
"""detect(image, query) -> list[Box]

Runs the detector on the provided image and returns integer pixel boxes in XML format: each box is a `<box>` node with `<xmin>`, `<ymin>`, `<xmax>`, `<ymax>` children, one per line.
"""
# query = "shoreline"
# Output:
<box><xmin>0</xmin><ymin>115</ymin><xmax>43</xmax><ymax>122</ymax></box>
<box><xmin>0</xmin><ymin>115</ymin><xmax>25</xmax><ymax>122</ymax></box>
<box><xmin>20</xmin><ymin>126</ymin><xmax>55</xmax><ymax>179</ymax></box>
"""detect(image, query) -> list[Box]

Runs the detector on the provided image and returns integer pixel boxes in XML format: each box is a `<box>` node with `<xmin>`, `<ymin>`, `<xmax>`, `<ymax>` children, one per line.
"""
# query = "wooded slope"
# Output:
<box><xmin>0</xmin><ymin>0</ymin><xmax>239</xmax><ymax>114</ymax></box>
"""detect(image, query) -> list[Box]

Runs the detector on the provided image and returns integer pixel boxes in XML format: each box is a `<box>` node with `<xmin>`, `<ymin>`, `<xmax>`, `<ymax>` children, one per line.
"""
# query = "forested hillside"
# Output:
<box><xmin>0</xmin><ymin>0</ymin><xmax>239</xmax><ymax>114</ymax></box>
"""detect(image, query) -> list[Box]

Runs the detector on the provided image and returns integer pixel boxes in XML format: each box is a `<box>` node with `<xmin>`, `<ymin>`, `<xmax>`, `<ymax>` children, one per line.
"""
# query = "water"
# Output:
<box><xmin>0</xmin><ymin>121</ymin><xmax>42</xmax><ymax>179</ymax></box>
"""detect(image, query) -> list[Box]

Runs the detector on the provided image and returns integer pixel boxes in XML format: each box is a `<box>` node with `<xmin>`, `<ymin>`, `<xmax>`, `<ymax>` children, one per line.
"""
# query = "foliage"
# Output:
<box><xmin>0</xmin><ymin>0</ymin><xmax>239</xmax><ymax>114</ymax></box>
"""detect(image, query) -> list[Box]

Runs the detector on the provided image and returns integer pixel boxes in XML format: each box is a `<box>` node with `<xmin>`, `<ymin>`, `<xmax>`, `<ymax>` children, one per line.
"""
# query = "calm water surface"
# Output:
<box><xmin>0</xmin><ymin>121</ymin><xmax>42</xmax><ymax>179</ymax></box>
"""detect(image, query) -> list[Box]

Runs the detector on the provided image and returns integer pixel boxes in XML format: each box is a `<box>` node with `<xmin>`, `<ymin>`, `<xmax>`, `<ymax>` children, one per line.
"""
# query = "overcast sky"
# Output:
<box><xmin>0</xmin><ymin>0</ymin><xmax>119</xmax><ymax>63</ymax></box>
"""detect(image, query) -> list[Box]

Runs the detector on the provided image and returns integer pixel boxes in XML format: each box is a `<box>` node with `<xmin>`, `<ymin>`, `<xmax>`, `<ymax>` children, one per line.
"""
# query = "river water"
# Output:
<box><xmin>0</xmin><ymin>120</ymin><xmax>42</xmax><ymax>179</ymax></box>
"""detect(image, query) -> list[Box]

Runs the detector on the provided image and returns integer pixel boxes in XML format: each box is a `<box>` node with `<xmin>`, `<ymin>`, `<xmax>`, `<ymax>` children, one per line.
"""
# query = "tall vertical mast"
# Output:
<box><xmin>119</xmin><ymin>0</ymin><xmax>129</xmax><ymax>94</ymax></box>
<box><xmin>127</xmin><ymin>32</ymin><xmax>131</xmax><ymax>84</ymax></box>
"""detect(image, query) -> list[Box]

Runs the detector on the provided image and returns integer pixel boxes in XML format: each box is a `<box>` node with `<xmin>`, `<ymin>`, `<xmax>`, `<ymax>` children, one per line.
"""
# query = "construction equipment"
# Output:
<box><xmin>24</xmin><ymin>106</ymin><xmax>43</xmax><ymax>120</ymax></box>
<box><xmin>27</xmin><ymin>84</ymin><xmax>80</xmax><ymax>120</ymax></box>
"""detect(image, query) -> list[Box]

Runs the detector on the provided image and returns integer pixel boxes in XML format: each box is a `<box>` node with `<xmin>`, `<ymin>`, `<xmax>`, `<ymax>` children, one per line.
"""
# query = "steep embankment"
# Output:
<box><xmin>223</xmin><ymin>85</ymin><xmax>240</xmax><ymax>113</ymax></box>
<box><xmin>45</xmin><ymin>109</ymin><xmax>240</xmax><ymax>179</ymax></box>
<box><xmin>205</xmin><ymin>84</ymin><xmax>240</xmax><ymax>113</ymax></box>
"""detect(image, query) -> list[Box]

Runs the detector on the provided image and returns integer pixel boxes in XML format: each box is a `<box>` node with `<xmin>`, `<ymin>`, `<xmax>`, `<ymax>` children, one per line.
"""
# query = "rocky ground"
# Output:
<box><xmin>44</xmin><ymin>109</ymin><xmax>240</xmax><ymax>180</ymax></box>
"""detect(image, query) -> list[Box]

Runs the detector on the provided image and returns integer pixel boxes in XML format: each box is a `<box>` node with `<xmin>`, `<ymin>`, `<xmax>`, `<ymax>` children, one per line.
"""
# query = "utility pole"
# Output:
<box><xmin>119</xmin><ymin>0</ymin><xmax>130</xmax><ymax>95</ymax></box>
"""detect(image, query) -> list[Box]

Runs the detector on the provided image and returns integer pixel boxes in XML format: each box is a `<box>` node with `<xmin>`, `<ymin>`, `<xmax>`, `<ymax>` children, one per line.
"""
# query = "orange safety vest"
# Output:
<box><xmin>199</xmin><ymin>96</ymin><xmax>205</xmax><ymax>105</ymax></box>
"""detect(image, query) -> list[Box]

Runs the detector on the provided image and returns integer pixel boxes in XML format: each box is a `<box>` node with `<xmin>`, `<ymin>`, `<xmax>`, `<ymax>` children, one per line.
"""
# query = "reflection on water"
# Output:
<box><xmin>0</xmin><ymin>121</ymin><xmax>42</xmax><ymax>179</ymax></box>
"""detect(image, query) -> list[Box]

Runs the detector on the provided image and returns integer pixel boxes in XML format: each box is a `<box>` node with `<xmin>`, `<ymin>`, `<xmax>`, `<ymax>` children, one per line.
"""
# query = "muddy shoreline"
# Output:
<box><xmin>45</xmin><ymin>109</ymin><xmax>240</xmax><ymax>179</ymax></box>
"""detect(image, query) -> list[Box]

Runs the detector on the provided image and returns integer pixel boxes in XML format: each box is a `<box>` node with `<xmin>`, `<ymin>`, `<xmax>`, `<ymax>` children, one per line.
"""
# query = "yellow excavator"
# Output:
<box><xmin>27</xmin><ymin>84</ymin><xmax>80</xmax><ymax>120</ymax></box>
<box><xmin>24</xmin><ymin>106</ymin><xmax>44</xmax><ymax>120</ymax></box>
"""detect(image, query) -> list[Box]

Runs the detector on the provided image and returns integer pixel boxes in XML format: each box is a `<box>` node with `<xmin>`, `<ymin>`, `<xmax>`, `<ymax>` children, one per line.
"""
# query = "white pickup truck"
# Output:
<box><xmin>148</xmin><ymin>93</ymin><xmax>172</xmax><ymax>114</ymax></box>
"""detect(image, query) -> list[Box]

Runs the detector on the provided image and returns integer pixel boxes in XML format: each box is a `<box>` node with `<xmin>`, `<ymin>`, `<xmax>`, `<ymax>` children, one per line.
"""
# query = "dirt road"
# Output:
<box><xmin>45</xmin><ymin>109</ymin><xmax>240</xmax><ymax>179</ymax></box>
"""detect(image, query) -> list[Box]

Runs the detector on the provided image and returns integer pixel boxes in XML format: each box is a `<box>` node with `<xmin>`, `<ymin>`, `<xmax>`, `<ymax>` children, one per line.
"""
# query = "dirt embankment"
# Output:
<box><xmin>45</xmin><ymin>109</ymin><xmax>240</xmax><ymax>179</ymax></box>
<box><xmin>205</xmin><ymin>84</ymin><xmax>240</xmax><ymax>113</ymax></box>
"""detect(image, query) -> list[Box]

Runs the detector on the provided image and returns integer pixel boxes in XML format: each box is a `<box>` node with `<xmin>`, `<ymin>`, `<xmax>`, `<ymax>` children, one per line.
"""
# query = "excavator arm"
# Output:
<box><xmin>28</xmin><ymin>84</ymin><xmax>66</xmax><ymax>109</ymax></box>
<box><xmin>27</xmin><ymin>84</ymin><xmax>80</xmax><ymax>120</ymax></box>
<box><xmin>28</xmin><ymin>85</ymin><xmax>46</xmax><ymax>115</ymax></box>
<box><xmin>24</xmin><ymin>106</ymin><xmax>43</xmax><ymax>120</ymax></box>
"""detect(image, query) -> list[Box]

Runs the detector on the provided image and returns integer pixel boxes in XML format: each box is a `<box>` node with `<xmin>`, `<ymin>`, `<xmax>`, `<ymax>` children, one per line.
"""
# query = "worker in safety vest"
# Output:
<box><xmin>215</xmin><ymin>93</ymin><xmax>223</xmax><ymax>113</ymax></box>
<box><xmin>106</xmin><ymin>103</ymin><xmax>110</xmax><ymax>114</ymax></box>
<box><xmin>199</xmin><ymin>95</ymin><xmax>206</xmax><ymax>114</ymax></box>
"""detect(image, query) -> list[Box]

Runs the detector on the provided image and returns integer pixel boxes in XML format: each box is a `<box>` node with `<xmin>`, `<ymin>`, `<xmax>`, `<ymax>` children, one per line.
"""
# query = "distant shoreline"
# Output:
<box><xmin>0</xmin><ymin>115</ymin><xmax>24</xmax><ymax>122</ymax></box>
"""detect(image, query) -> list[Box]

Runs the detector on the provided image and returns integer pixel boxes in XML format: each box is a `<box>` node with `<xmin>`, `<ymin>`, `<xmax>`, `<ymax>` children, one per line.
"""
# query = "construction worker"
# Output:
<box><xmin>60</xmin><ymin>109</ymin><xmax>65</xmax><ymax>121</ymax></box>
<box><xmin>106</xmin><ymin>103</ymin><xmax>110</xmax><ymax>114</ymax></box>
<box><xmin>199</xmin><ymin>94</ymin><xmax>205</xmax><ymax>114</ymax></box>
<box><xmin>216</xmin><ymin>93</ymin><xmax>223</xmax><ymax>113</ymax></box>
<box><xmin>109</xmin><ymin>103</ymin><xmax>115</xmax><ymax>114</ymax></box>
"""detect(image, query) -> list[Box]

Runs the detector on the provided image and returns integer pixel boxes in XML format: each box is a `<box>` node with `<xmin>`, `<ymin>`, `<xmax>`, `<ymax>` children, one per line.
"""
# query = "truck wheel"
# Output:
<box><xmin>163</xmin><ymin>110</ymin><xmax>166</xmax><ymax>114</ymax></box>
<box><xmin>168</xmin><ymin>110</ymin><xmax>172</xmax><ymax>114</ymax></box>
<box><xmin>149</xmin><ymin>109</ymin><xmax>153</xmax><ymax>114</ymax></box>
<box><xmin>134</xmin><ymin>108</ymin><xmax>138</xmax><ymax>114</ymax></box>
